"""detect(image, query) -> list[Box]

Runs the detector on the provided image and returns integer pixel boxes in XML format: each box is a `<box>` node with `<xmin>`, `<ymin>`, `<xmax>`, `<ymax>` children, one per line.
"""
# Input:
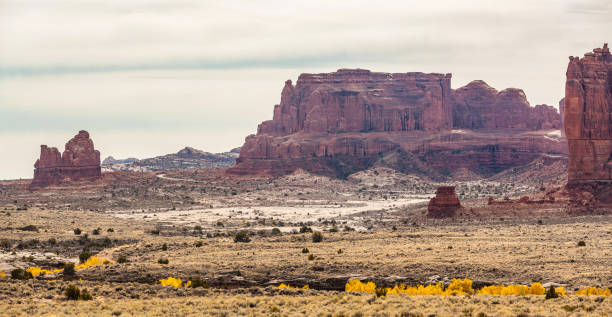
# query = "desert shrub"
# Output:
<box><xmin>92</xmin><ymin>228</ymin><xmax>101</xmax><ymax>235</ymax></box>
<box><xmin>63</xmin><ymin>262</ymin><xmax>75</xmax><ymax>276</ymax></box>
<box><xmin>150</xmin><ymin>229</ymin><xmax>160</xmax><ymax>235</ymax></box>
<box><xmin>117</xmin><ymin>256</ymin><xmax>128</xmax><ymax>263</ymax></box>
<box><xmin>329</xmin><ymin>226</ymin><xmax>339</xmax><ymax>232</ymax></box>
<box><xmin>271</xmin><ymin>228</ymin><xmax>281</xmax><ymax>235</ymax></box>
<box><xmin>0</xmin><ymin>239</ymin><xmax>10</xmax><ymax>249</ymax></box>
<box><xmin>308</xmin><ymin>254</ymin><xmax>315</xmax><ymax>261</ymax></box>
<box><xmin>158</xmin><ymin>258</ymin><xmax>169</xmax><ymax>264</ymax></box>
<box><xmin>73</xmin><ymin>228</ymin><xmax>81</xmax><ymax>235</ymax></box>
<box><xmin>234</xmin><ymin>231</ymin><xmax>251</xmax><ymax>243</ymax></box>
<box><xmin>19</xmin><ymin>225</ymin><xmax>38</xmax><ymax>232</ymax></box>
<box><xmin>392</xmin><ymin>225</ymin><xmax>397</xmax><ymax>231</ymax></box>
<box><xmin>47</xmin><ymin>238</ymin><xmax>57</xmax><ymax>245</ymax></box>
<box><xmin>193</xmin><ymin>225</ymin><xmax>203</xmax><ymax>234</ymax></box>
<box><xmin>577</xmin><ymin>240</ymin><xmax>586</xmax><ymax>247</ymax></box>
<box><xmin>194</xmin><ymin>241</ymin><xmax>203</xmax><ymax>248</ymax></box>
<box><xmin>376</xmin><ymin>287</ymin><xmax>388</xmax><ymax>297</ymax></box>
<box><xmin>79</xmin><ymin>288</ymin><xmax>93</xmax><ymax>300</ymax></box>
<box><xmin>312</xmin><ymin>232</ymin><xmax>323</xmax><ymax>243</ymax></box>
<box><xmin>337</xmin><ymin>249</ymin><xmax>343</xmax><ymax>254</ymax></box>
<box><xmin>65</xmin><ymin>285</ymin><xmax>80</xmax><ymax>300</ymax></box>
<box><xmin>79</xmin><ymin>251</ymin><xmax>92</xmax><ymax>263</ymax></box>
<box><xmin>187</xmin><ymin>277</ymin><xmax>209</xmax><ymax>288</ymax></box>
<box><xmin>10</xmin><ymin>268</ymin><xmax>33</xmax><ymax>280</ymax></box>
<box><xmin>299</xmin><ymin>226</ymin><xmax>313</xmax><ymax>233</ymax></box>
<box><xmin>107</xmin><ymin>228</ymin><xmax>114</xmax><ymax>233</ymax></box>
<box><xmin>161</xmin><ymin>243</ymin><xmax>168</xmax><ymax>251</ymax></box>
<box><xmin>545</xmin><ymin>286</ymin><xmax>559</xmax><ymax>299</ymax></box>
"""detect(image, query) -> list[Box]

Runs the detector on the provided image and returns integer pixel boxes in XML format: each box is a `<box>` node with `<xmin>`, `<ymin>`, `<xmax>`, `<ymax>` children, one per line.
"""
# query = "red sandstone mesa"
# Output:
<box><xmin>230</xmin><ymin>69</ymin><xmax>566</xmax><ymax>178</ymax></box>
<box><xmin>564</xmin><ymin>43</ymin><xmax>612</xmax><ymax>210</ymax></box>
<box><xmin>427</xmin><ymin>186</ymin><xmax>463</xmax><ymax>218</ymax></box>
<box><xmin>30</xmin><ymin>130</ymin><xmax>102</xmax><ymax>188</ymax></box>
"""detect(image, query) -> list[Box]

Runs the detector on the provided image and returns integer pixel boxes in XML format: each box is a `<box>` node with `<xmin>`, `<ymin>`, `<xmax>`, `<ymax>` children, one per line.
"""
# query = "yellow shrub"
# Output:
<box><xmin>576</xmin><ymin>287</ymin><xmax>611</xmax><ymax>296</ymax></box>
<box><xmin>75</xmin><ymin>256</ymin><xmax>110</xmax><ymax>270</ymax></box>
<box><xmin>184</xmin><ymin>280</ymin><xmax>192</xmax><ymax>288</ymax></box>
<box><xmin>443</xmin><ymin>278</ymin><xmax>474</xmax><ymax>295</ymax></box>
<box><xmin>26</xmin><ymin>267</ymin><xmax>53</xmax><ymax>277</ymax></box>
<box><xmin>555</xmin><ymin>286</ymin><xmax>567</xmax><ymax>296</ymax></box>
<box><xmin>345</xmin><ymin>280</ymin><xmax>377</xmax><ymax>293</ymax></box>
<box><xmin>0</xmin><ymin>270</ymin><xmax>5</xmax><ymax>279</ymax></box>
<box><xmin>526</xmin><ymin>282</ymin><xmax>545</xmax><ymax>295</ymax></box>
<box><xmin>158</xmin><ymin>277</ymin><xmax>182</xmax><ymax>288</ymax></box>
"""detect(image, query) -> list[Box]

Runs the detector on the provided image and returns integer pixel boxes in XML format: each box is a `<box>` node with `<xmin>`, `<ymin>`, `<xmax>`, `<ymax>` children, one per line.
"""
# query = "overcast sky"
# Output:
<box><xmin>0</xmin><ymin>0</ymin><xmax>610</xmax><ymax>180</ymax></box>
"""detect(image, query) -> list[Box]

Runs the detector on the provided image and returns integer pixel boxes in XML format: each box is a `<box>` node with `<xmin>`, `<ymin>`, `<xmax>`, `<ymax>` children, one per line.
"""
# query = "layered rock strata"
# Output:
<box><xmin>230</xmin><ymin>69</ymin><xmax>566</xmax><ymax>179</ymax></box>
<box><xmin>564</xmin><ymin>44</ymin><xmax>612</xmax><ymax>210</ymax></box>
<box><xmin>427</xmin><ymin>186</ymin><xmax>463</xmax><ymax>218</ymax></box>
<box><xmin>30</xmin><ymin>130</ymin><xmax>101</xmax><ymax>188</ymax></box>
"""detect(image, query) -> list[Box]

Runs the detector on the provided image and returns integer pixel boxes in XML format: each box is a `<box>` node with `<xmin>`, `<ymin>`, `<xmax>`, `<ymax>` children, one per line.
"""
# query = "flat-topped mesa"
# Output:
<box><xmin>258</xmin><ymin>69</ymin><xmax>454</xmax><ymax>136</ymax></box>
<box><xmin>452</xmin><ymin>80</ymin><xmax>561</xmax><ymax>130</ymax></box>
<box><xmin>564</xmin><ymin>43</ymin><xmax>612</xmax><ymax>210</ymax></box>
<box><xmin>427</xmin><ymin>186</ymin><xmax>463</xmax><ymax>218</ymax></box>
<box><xmin>30</xmin><ymin>130</ymin><xmax>102</xmax><ymax>188</ymax></box>
<box><xmin>231</xmin><ymin>68</ymin><xmax>566</xmax><ymax>178</ymax></box>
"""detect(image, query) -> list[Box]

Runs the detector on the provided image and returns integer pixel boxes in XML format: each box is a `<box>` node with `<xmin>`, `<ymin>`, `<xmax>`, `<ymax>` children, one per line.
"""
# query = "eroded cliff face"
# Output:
<box><xmin>258</xmin><ymin>69</ymin><xmax>453</xmax><ymax>135</ymax></box>
<box><xmin>31</xmin><ymin>130</ymin><xmax>102</xmax><ymax>188</ymax></box>
<box><xmin>564</xmin><ymin>44</ymin><xmax>612</xmax><ymax>210</ymax></box>
<box><xmin>452</xmin><ymin>81</ymin><xmax>561</xmax><ymax>130</ymax></box>
<box><xmin>231</xmin><ymin>69</ymin><xmax>566</xmax><ymax>179</ymax></box>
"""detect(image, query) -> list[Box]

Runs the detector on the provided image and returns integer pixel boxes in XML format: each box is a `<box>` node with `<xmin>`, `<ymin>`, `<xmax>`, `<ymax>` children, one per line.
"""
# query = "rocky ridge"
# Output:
<box><xmin>102</xmin><ymin>147</ymin><xmax>240</xmax><ymax>172</ymax></box>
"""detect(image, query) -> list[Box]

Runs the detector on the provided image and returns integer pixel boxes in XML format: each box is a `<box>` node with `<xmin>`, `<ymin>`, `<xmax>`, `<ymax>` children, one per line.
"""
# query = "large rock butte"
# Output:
<box><xmin>564</xmin><ymin>43</ymin><xmax>612</xmax><ymax>210</ymax></box>
<box><xmin>230</xmin><ymin>69</ymin><xmax>566</xmax><ymax>178</ymax></box>
<box><xmin>30</xmin><ymin>130</ymin><xmax>102</xmax><ymax>188</ymax></box>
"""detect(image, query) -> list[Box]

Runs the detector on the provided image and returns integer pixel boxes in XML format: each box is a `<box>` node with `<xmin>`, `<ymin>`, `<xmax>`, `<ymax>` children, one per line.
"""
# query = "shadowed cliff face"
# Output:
<box><xmin>564</xmin><ymin>44</ymin><xmax>612</xmax><ymax>211</ymax></box>
<box><xmin>231</xmin><ymin>69</ymin><xmax>566</xmax><ymax>179</ymax></box>
<box><xmin>31</xmin><ymin>130</ymin><xmax>101</xmax><ymax>188</ymax></box>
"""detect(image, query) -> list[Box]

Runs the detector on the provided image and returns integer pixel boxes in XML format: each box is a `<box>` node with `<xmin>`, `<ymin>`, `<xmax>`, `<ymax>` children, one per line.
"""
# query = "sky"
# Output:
<box><xmin>0</xmin><ymin>0</ymin><xmax>610</xmax><ymax>180</ymax></box>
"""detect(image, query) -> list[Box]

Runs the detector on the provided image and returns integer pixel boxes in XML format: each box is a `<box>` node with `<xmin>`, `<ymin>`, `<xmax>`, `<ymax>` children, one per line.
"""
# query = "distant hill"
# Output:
<box><xmin>102</xmin><ymin>147</ymin><xmax>240</xmax><ymax>172</ymax></box>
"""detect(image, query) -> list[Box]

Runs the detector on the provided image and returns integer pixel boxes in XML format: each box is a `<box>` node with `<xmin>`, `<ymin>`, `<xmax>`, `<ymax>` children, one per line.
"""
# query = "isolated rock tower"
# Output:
<box><xmin>564</xmin><ymin>44</ymin><xmax>612</xmax><ymax>210</ymax></box>
<box><xmin>30</xmin><ymin>130</ymin><xmax>102</xmax><ymax>188</ymax></box>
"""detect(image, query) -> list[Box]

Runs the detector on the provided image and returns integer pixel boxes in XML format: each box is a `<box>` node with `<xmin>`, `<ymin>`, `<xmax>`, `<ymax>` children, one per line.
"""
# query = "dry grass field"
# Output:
<box><xmin>0</xmin><ymin>169</ymin><xmax>610</xmax><ymax>316</ymax></box>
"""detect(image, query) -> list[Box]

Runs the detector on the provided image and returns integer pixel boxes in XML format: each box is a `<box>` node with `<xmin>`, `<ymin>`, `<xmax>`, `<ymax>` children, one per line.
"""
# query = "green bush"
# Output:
<box><xmin>577</xmin><ymin>240</ymin><xmax>586</xmax><ymax>247</ymax></box>
<box><xmin>65</xmin><ymin>285</ymin><xmax>80</xmax><ymax>300</ymax></box>
<box><xmin>308</xmin><ymin>254</ymin><xmax>315</xmax><ymax>261</ymax></box>
<box><xmin>312</xmin><ymin>232</ymin><xmax>323</xmax><ymax>243</ymax></box>
<box><xmin>73</xmin><ymin>228</ymin><xmax>81</xmax><ymax>235</ymax></box>
<box><xmin>271</xmin><ymin>228</ymin><xmax>281</xmax><ymax>235</ymax></box>
<box><xmin>92</xmin><ymin>228</ymin><xmax>101</xmax><ymax>235</ymax></box>
<box><xmin>10</xmin><ymin>268</ymin><xmax>33</xmax><ymax>280</ymax></box>
<box><xmin>375</xmin><ymin>287</ymin><xmax>388</xmax><ymax>297</ymax></box>
<box><xmin>545</xmin><ymin>286</ymin><xmax>558</xmax><ymax>299</ymax></box>
<box><xmin>79</xmin><ymin>251</ymin><xmax>92</xmax><ymax>263</ymax></box>
<box><xmin>194</xmin><ymin>241</ymin><xmax>203</xmax><ymax>248</ymax></box>
<box><xmin>79</xmin><ymin>288</ymin><xmax>93</xmax><ymax>300</ymax></box>
<box><xmin>234</xmin><ymin>231</ymin><xmax>251</xmax><ymax>243</ymax></box>
<box><xmin>161</xmin><ymin>243</ymin><xmax>167</xmax><ymax>251</ymax></box>
<box><xmin>188</xmin><ymin>277</ymin><xmax>209</xmax><ymax>288</ymax></box>
<box><xmin>63</xmin><ymin>262</ymin><xmax>76</xmax><ymax>276</ymax></box>
<box><xmin>158</xmin><ymin>258</ymin><xmax>169</xmax><ymax>264</ymax></box>
<box><xmin>301</xmin><ymin>248</ymin><xmax>309</xmax><ymax>254</ymax></box>
<box><xmin>299</xmin><ymin>226</ymin><xmax>313</xmax><ymax>233</ymax></box>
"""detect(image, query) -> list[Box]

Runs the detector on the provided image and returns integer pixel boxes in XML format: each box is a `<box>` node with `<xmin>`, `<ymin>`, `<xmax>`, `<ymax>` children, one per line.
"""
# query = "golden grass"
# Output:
<box><xmin>0</xmin><ymin>293</ymin><xmax>610</xmax><ymax>317</ymax></box>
